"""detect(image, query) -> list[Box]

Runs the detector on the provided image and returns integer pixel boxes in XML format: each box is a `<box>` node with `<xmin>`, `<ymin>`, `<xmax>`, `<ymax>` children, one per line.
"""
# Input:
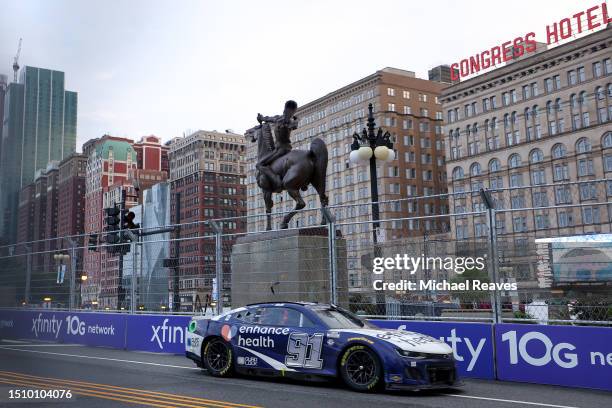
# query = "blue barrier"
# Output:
<box><xmin>1</xmin><ymin>309</ymin><xmax>611</xmax><ymax>391</ymax></box>
<box><xmin>370</xmin><ymin>320</ymin><xmax>495</xmax><ymax>379</ymax></box>
<box><xmin>495</xmin><ymin>323</ymin><xmax>612</xmax><ymax>391</ymax></box>
<box><xmin>125</xmin><ymin>314</ymin><xmax>190</xmax><ymax>353</ymax></box>
<box><xmin>0</xmin><ymin>309</ymin><xmax>126</xmax><ymax>348</ymax></box>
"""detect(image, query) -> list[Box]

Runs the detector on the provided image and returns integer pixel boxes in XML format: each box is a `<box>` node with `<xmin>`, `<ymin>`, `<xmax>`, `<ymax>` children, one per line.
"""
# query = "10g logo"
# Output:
<box><xmin>502</xmin><ymin>330</ymin><xmax>577</xmax><ymax>368</ymax></box>
<box><xmin>65</xmin><ymin>315</ymin><xmax>86</xmax><ymax>336</ymax></box>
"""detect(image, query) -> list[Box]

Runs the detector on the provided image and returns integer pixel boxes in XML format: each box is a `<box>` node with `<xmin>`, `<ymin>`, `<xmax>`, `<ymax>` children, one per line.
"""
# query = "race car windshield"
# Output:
<box><xmin>315</xmin><ymin>308</ymin><xmax>373</xmax><ymax>329</ymax></box>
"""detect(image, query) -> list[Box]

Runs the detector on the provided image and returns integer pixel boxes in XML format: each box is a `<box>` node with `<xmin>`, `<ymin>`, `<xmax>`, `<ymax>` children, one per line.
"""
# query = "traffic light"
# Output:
<box><xmin>88</xmin><ymin>233</ymin><xmax>99</xmax><ymax>252</ymax></box>
<box><xmin>104</xmin><ymin>205</ymin><xmax>121</xmax><ymax>254</ymax></box>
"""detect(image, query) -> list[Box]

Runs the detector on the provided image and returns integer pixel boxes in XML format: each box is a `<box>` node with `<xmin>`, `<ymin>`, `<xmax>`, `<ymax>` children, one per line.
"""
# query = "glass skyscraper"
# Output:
<box><xmin>0</xmin><ymin>66</ymin><xmax>77</xmax><ymax>243</ymax></box>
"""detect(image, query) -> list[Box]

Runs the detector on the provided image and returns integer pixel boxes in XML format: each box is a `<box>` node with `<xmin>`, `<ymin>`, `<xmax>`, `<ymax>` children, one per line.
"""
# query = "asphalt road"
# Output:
<box><xmin>0</xmin><ymin>340</ymin><xmax>609</xmax><ymax>408</ymax></box>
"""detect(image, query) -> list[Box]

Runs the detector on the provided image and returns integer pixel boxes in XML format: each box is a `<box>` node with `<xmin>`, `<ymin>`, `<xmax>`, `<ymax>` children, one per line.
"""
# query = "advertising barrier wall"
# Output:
<box><xmin>495</xmin><ymin>323</ymin><xmax>612</xmax><ymax>391</ymax></box>
<box><xmin>1</xmin><ymin>309</ymin><xmax>611</xmax><ymax>391</ymax></box>
<box><xmin>370</xmin><ymin>320</ymin><xmax>495</xmax><ymax>380</ymax></box>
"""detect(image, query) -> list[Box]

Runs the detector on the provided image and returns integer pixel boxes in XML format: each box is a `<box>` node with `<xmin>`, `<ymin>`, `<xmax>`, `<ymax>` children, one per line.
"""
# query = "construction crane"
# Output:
<box><xmin>12</xmin><ymin>38</ymin><xmax>22</xmax><ymax>82</ymax></box>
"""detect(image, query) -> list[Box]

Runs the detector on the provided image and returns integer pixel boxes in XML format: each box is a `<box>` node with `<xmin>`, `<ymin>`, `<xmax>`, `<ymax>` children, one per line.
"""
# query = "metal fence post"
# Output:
<box><xmin>131</xmin><ymin>241</ymin><xmax>137</xmax><ymax>314</ymax></box>
<box><xmin>486</xmin><ymin>206</ymin><xmax>502</xmax><ymax>324</ymax></box>
<box><xmin>69</xmin><ymin>242</ymin><xmax>77</xmax><ymax>311</ymax></box>
<box><xmin>322</xmin><ymin>207</ymin><xmax>337</xmax><ymax>305</ymax></box>
<box><xmin>24</xmin><ymin>245</ymin><xmax>32</xmax><ymax>305</ymax></box>
<box><xmin>210</xmin><ymin>221</ymin><xmax>223</xmax><ymax>315</ymax></box>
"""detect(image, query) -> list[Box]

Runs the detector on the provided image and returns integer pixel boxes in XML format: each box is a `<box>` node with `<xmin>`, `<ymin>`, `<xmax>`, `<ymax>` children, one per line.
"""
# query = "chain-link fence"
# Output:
<box><xmin>0</xmin><ymin>180</ymin><xmax>610</xmax><ymax>325</ymax></box>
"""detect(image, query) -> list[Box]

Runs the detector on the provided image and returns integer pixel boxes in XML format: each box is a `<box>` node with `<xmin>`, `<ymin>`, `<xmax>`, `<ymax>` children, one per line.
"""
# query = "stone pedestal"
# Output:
<box><xmin>230</xmin><ymin>229</ymin><xmax>348</xmax><ymax>307</ymax></box>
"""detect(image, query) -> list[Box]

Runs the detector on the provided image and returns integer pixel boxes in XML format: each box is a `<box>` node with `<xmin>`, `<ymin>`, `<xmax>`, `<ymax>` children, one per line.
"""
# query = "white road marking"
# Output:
<box><xmin>0</xmin><ymin>339</ymin><xmax>29</xmax><ymax>344</ymax></box>
<box><xmin>0</xmin><ymin>344</ymin><xmax>84</xmax><ymax>347</ymax></box>
<box><xmin>448</xmin><ymin>394</ymin><xmax>581</xmax><ymax>408</ymax></box>
<box><xmin>0</xmin><ymin>347</ymin><xmax>199</xmax><ymax>370</ymax></box>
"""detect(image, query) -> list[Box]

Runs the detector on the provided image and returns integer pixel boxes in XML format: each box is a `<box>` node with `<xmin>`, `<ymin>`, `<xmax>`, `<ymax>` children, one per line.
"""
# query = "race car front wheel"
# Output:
<box><xmin>202</xmin><ymin>337</ymin><xmax>234</xmax><ymax>377</ymax></box>
<box><xmin>339</xmin><ymin>345</ymin><xmax>382</xmax><ymax>392</ymax></box>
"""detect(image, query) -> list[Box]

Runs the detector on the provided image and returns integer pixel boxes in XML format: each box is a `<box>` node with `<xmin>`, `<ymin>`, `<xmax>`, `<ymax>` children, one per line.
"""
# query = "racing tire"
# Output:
<box><xmin>202</xmin><ymin>337</ymin><xmax>234</xmax><ymax>377</ymax></box>
<box><xmin>339</xmin><ymin>345</ymin><xmax>382</xmax><ymax>392</ymax></box>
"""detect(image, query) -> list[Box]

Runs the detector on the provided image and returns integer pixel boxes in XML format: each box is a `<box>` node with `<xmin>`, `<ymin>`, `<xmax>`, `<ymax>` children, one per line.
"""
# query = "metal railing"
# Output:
<box><xmin>0</xmin><ymin>180</ymin><xmax>610</xmax><ymax>325</ymax></box>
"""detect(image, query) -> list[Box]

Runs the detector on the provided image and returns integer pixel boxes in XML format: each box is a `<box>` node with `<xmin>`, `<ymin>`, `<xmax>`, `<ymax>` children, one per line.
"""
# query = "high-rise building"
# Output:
<box><xmin>122</xmin><ymin>182</ymin><xmax>171</xmax><ymax>311</ymax></box>
<box><xmin>168</xmin><ymin>130</ymin><xmax>246</xmax><ymax>311</ymax></box>
<box><xmin>0</xmin><ymin>74</ymin><xmax>7</xmax><ymax>186</ymax></box>
<box><xmin>428</xmin><ymin>65</ymin><xmax>460</xmax><ymax>85</ymax></box>
<box><xmin>82</xmin><ymin>136</ymin><xmax>137</xmax><ymax>309</ymax></box>
<box><xmin>245</xmin><ymin>67</ymin><xmax>449</xmax><ymax>290</ymax></box>
<box><xmin>82</xmin><ymin>135</ymin><xmax>169</xmax><ymax>309</ymax></box>
<box><xmin>442</xmin><ymin>26</ymin><xmax>612</xmax><ymax>241</ymax></box>
<box><xmin>0</xmin><ymin>66</ymin><xmax>77</xmax><ymax>244</ymax></box>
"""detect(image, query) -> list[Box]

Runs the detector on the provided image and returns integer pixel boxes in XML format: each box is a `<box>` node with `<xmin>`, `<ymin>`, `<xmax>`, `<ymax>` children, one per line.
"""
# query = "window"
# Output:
<box><xmin>593</xmin><ymin>61</ymin><xmax>603</xmax><ymax>77</ymax></box>
<box><xmin>531</xmin><ymin>168</ymin><xmax>546</xmax><ymax>185</ymax></box>
<box><xmin>489</xmin><ymin>158</ymin><xmax>501</xmax><ymax>172</ymax></box>
<box><xmin>567</xmin><ymin>70</ymin><xmax>577</xmax><ymax>85</ymax></box>
<box><xmin>522</xmin><ymin>85</ymin><xmax>531</xmax><ymax>99</ymax></box>
<box><xmin>510</xmin><ymin>173</ymin><xmax>523</xmax><ymax>187</ymax></box>
<box><xmin>555</xmin><ymin>186</ymin><xmax>572</xmax><ymax>204</ymax></box>
<box><xmin>387</xmin><ymin>87</ymin><xmax>395</xmax><ymax>96</ymax></box>
<box><xmin>582</xmin><ymin>207</ymin><xmax>600</xmax><ymax>224</ymax></box>
<box><xmin>452</xmin><ymin>166</ymin><xmax>464</xmax><ymax>180</ymax></box>
<box><xmin>552</xmin><ymin>143</ymin><xmax>566</xmax><ymax>159</ymax></box>
<box><xmin>576</xmin><ymin>138</ymin><xmax>591</xmax><ymax>153</ymax></box>
<box><xmin>578</xmin><ymin>158</ymin><xmax>594</xmax><ymax>176</ymax></box>
<box><xmin>545</xmin><ymin>78</ymin><xmax>553</xmax><ymax>93</ymax></box>
<box><xmin>577</xmin><ymin>66</ymin><xmax>585</xmax><ymax>82</ymax></box>
<box><xmin>509</xmin><ymin>153</ymin><xmax>521</xmax><ymax>168</ymax></box>
<box><xmin>388</xmin><ymin>103</ymin><xmax>395</xmax><ymax>111</ymax></box>
<box><xmin>553</xmin><ymin>163</ymin><xmax>569</xmax><ymax>181</ymax></box>
<box><xmin>402</xmin><ymin>90</ymin><xmax>410</xmax><ymax>99</ymax></box>
<box><xmin>470</xmin><ymin>162</ymin><xmax>481</xmax><ymax>176</ymax></box>
<box><xmin>603</xmin><ymin>132</ymin><xmax>612</xmax><ymax>148</ymax></box>
<box><xmin>530</xmin><ymin>149</ymin><xmax>544</xmax><ymax>163</ymax></box>
<box><xmin>579</xmin><ymin>183</ymin><xmax>598</xmax><ymax>200</ymax></box>
<box><xmin>403</xmin><ymin>105</ymin><xmax>411</xmax><ymax>114</ymax></box>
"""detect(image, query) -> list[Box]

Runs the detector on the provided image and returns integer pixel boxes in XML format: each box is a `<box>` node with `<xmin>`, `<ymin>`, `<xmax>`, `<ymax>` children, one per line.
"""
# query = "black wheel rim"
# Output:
<box><xmin>207</xmin><ymin>341</ymin><xmax>229</xmax><ymax>371</ymax></box>
<box><xmin>345</xmin><ymin>350</ymin><xmax>376</xmax><ymax>385</ymax></box>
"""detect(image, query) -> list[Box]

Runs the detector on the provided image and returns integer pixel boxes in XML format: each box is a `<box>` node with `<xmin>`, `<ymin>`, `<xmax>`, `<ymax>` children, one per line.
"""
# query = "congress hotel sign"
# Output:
<box><xmin>450</xmin><ymin>2</ymin><xmax>612</xmax><ymax>81</ymax></box>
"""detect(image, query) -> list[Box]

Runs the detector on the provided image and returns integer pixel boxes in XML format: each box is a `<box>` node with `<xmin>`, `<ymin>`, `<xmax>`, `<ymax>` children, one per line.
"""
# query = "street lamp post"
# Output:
<box><xmin>350</xmin><ymin>103</ymin><xmax>395</xmax><ymax>244</ymax></box>
<box><xmin>350</xmin><ymin>103</ymin><xmax>395</xmax><ymax>316</ymax></box>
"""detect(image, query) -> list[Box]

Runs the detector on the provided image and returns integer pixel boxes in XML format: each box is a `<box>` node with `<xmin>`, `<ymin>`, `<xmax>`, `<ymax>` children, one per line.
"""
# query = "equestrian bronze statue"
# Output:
<box><xmin>245</xmin><ymin>100</ymin><xmax>328</xmax><ymax>230</ymax></box>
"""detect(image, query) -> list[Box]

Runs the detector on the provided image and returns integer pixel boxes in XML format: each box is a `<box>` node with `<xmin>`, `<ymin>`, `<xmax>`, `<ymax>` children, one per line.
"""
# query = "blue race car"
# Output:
<box><xmin>185</xmin><ymin>302</ymin><xmax>459</xmax><ymax>392</ymax></box>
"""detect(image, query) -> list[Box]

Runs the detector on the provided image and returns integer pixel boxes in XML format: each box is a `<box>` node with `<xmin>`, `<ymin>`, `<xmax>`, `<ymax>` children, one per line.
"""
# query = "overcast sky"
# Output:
<box><xmin>0</xmin><ymin>0</ymin><xmax>601</xmax><ymax>151</ymax></box>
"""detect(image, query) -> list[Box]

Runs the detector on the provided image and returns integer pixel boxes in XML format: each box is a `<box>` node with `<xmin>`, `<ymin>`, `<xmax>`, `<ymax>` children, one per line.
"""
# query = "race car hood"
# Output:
<box><xmin>335</xmin><ymin>328</ymin><xmax>452</xmax><ymax>354</ymax></box>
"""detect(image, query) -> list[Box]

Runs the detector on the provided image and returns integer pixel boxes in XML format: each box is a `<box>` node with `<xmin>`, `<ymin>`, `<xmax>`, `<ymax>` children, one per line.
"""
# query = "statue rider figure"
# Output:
<box><xmin>255</xmin><ymin>100</ymin><xmax>299</xmax><ymax>191</ymax></box>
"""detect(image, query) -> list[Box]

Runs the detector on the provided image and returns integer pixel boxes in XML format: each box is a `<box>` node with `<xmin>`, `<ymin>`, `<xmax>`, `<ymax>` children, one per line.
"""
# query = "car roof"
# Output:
<box><xmin>245</xmin><ymin>301</ymin><xmax>334</xmax><ymax>309</ymax></box>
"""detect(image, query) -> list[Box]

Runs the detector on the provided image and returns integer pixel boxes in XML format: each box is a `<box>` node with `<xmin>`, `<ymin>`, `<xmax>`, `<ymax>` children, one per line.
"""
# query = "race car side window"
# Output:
<box><xmin>257</xmin><ymin>307</ymin><xmax>315</xmax><ymax>328</ymax></box>
<box><xmin>234</xmin><ymin>307</ymin><xmax>262</xmax><ymax>324</ymax></box>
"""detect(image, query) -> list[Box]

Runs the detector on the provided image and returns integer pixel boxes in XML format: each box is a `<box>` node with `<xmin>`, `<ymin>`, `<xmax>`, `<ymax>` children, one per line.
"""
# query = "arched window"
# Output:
<box><xmin>603</xmin><ymin>132</ymin><xmax>612</xmax><ymax>148</ymax></box>
<box><xmin>509</xmin><ymin>153</ymin><xmax>522</xmax><ymax>168</ymax></box>
<box><xmin>524</xmin><ymin>107</ymin><xmax>531</xmax><ymax>121</ymax></box>
<box><xmin>596</xmin><ymin>86</ymin><xmax>605</xmax><ymax>100</ymax></box>
<box><xmin>452</xmin><ymin>166</ymin><xmax>464</xmax><ymax>181</ymax></box>
<box><xmin>546</xmin><ymin>100</ymin><xmax>554</xmax><ymax>114</ymax></box>
<box><xmin>552</xmin><ymin>143</ymin><xmax>567</xmax><ymax>159</ymax></box>
<box><xmin>608</xmin><ymin>83</ymin><xmax>612</xmax><ymax>98</ymax></box>
<box><xmin>503</xmin><ymin>113</ymin><xmax>510</xmax><ymax>128</ymax></box>
<box><xmin>472</xmin><ymin>123</ymin><xmax>478</xmax><ymax>134</ymax></box>
<box><xmin>555</xmin><ymin>98</ymin><xmax>562</xmax><ymax>112</ymax></box>
<box><xmin>576</xmin><ymin>137</ymin><xmax>591</xmax><ymax>153</ymax></box>
<box><xmin>489</xmin><ymin>158</ymin><xmax>501</xmax><ymax>172</ymax></box>
<box><xmin>570</xmin><ymin>94</ymin><xmax>578</xmax><ymax>109</ymax></box>
<box><xmin>511</xmin><ymin>111</ymin><xmax>518</xmax><ymax>125</ymax></box>
<box><xmin>533</xmin><ymin>105</ymin><xmax>539</xmax><ymax>117</ymax></box>
<box><xmin>579</xmin><ymin>91</ymin><xmax>587</xmax><ymax>106</ymax></box>
<box><xmin>470</xmin><ymin>162</ymin><xmax>481</xmax><ymax>176</ymax></box>
<box><xmin>530</xmin><ymin>149</ymin><xmax>544</xmax><ymax>163</ymax></box>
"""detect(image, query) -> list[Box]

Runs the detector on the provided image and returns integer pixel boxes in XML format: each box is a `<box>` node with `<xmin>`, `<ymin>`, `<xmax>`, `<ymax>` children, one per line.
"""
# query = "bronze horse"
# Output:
<box><xmin>246</xmin><ymin>118</ymin><xmax>328</xmax><ymax>230</ymax></box>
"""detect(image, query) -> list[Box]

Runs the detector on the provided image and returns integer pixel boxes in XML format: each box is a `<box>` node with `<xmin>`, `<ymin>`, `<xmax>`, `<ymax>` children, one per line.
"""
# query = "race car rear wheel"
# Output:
<box><xmin>202</xmin><ymin>337</ymin><xmax>233</xmax><ymax>377</ymax></box>
<box><xmin>339</xmin><ymin>345</ymin><xmax>382</xmax><ymax>392</ymax></box>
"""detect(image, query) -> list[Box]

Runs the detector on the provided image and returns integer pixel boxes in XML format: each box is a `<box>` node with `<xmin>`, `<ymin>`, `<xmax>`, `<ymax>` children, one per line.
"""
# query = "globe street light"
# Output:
<box><xmin>350</xmin><ymin>103</ymin><xmax>395</xmax><ymax>245</ymax></box>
